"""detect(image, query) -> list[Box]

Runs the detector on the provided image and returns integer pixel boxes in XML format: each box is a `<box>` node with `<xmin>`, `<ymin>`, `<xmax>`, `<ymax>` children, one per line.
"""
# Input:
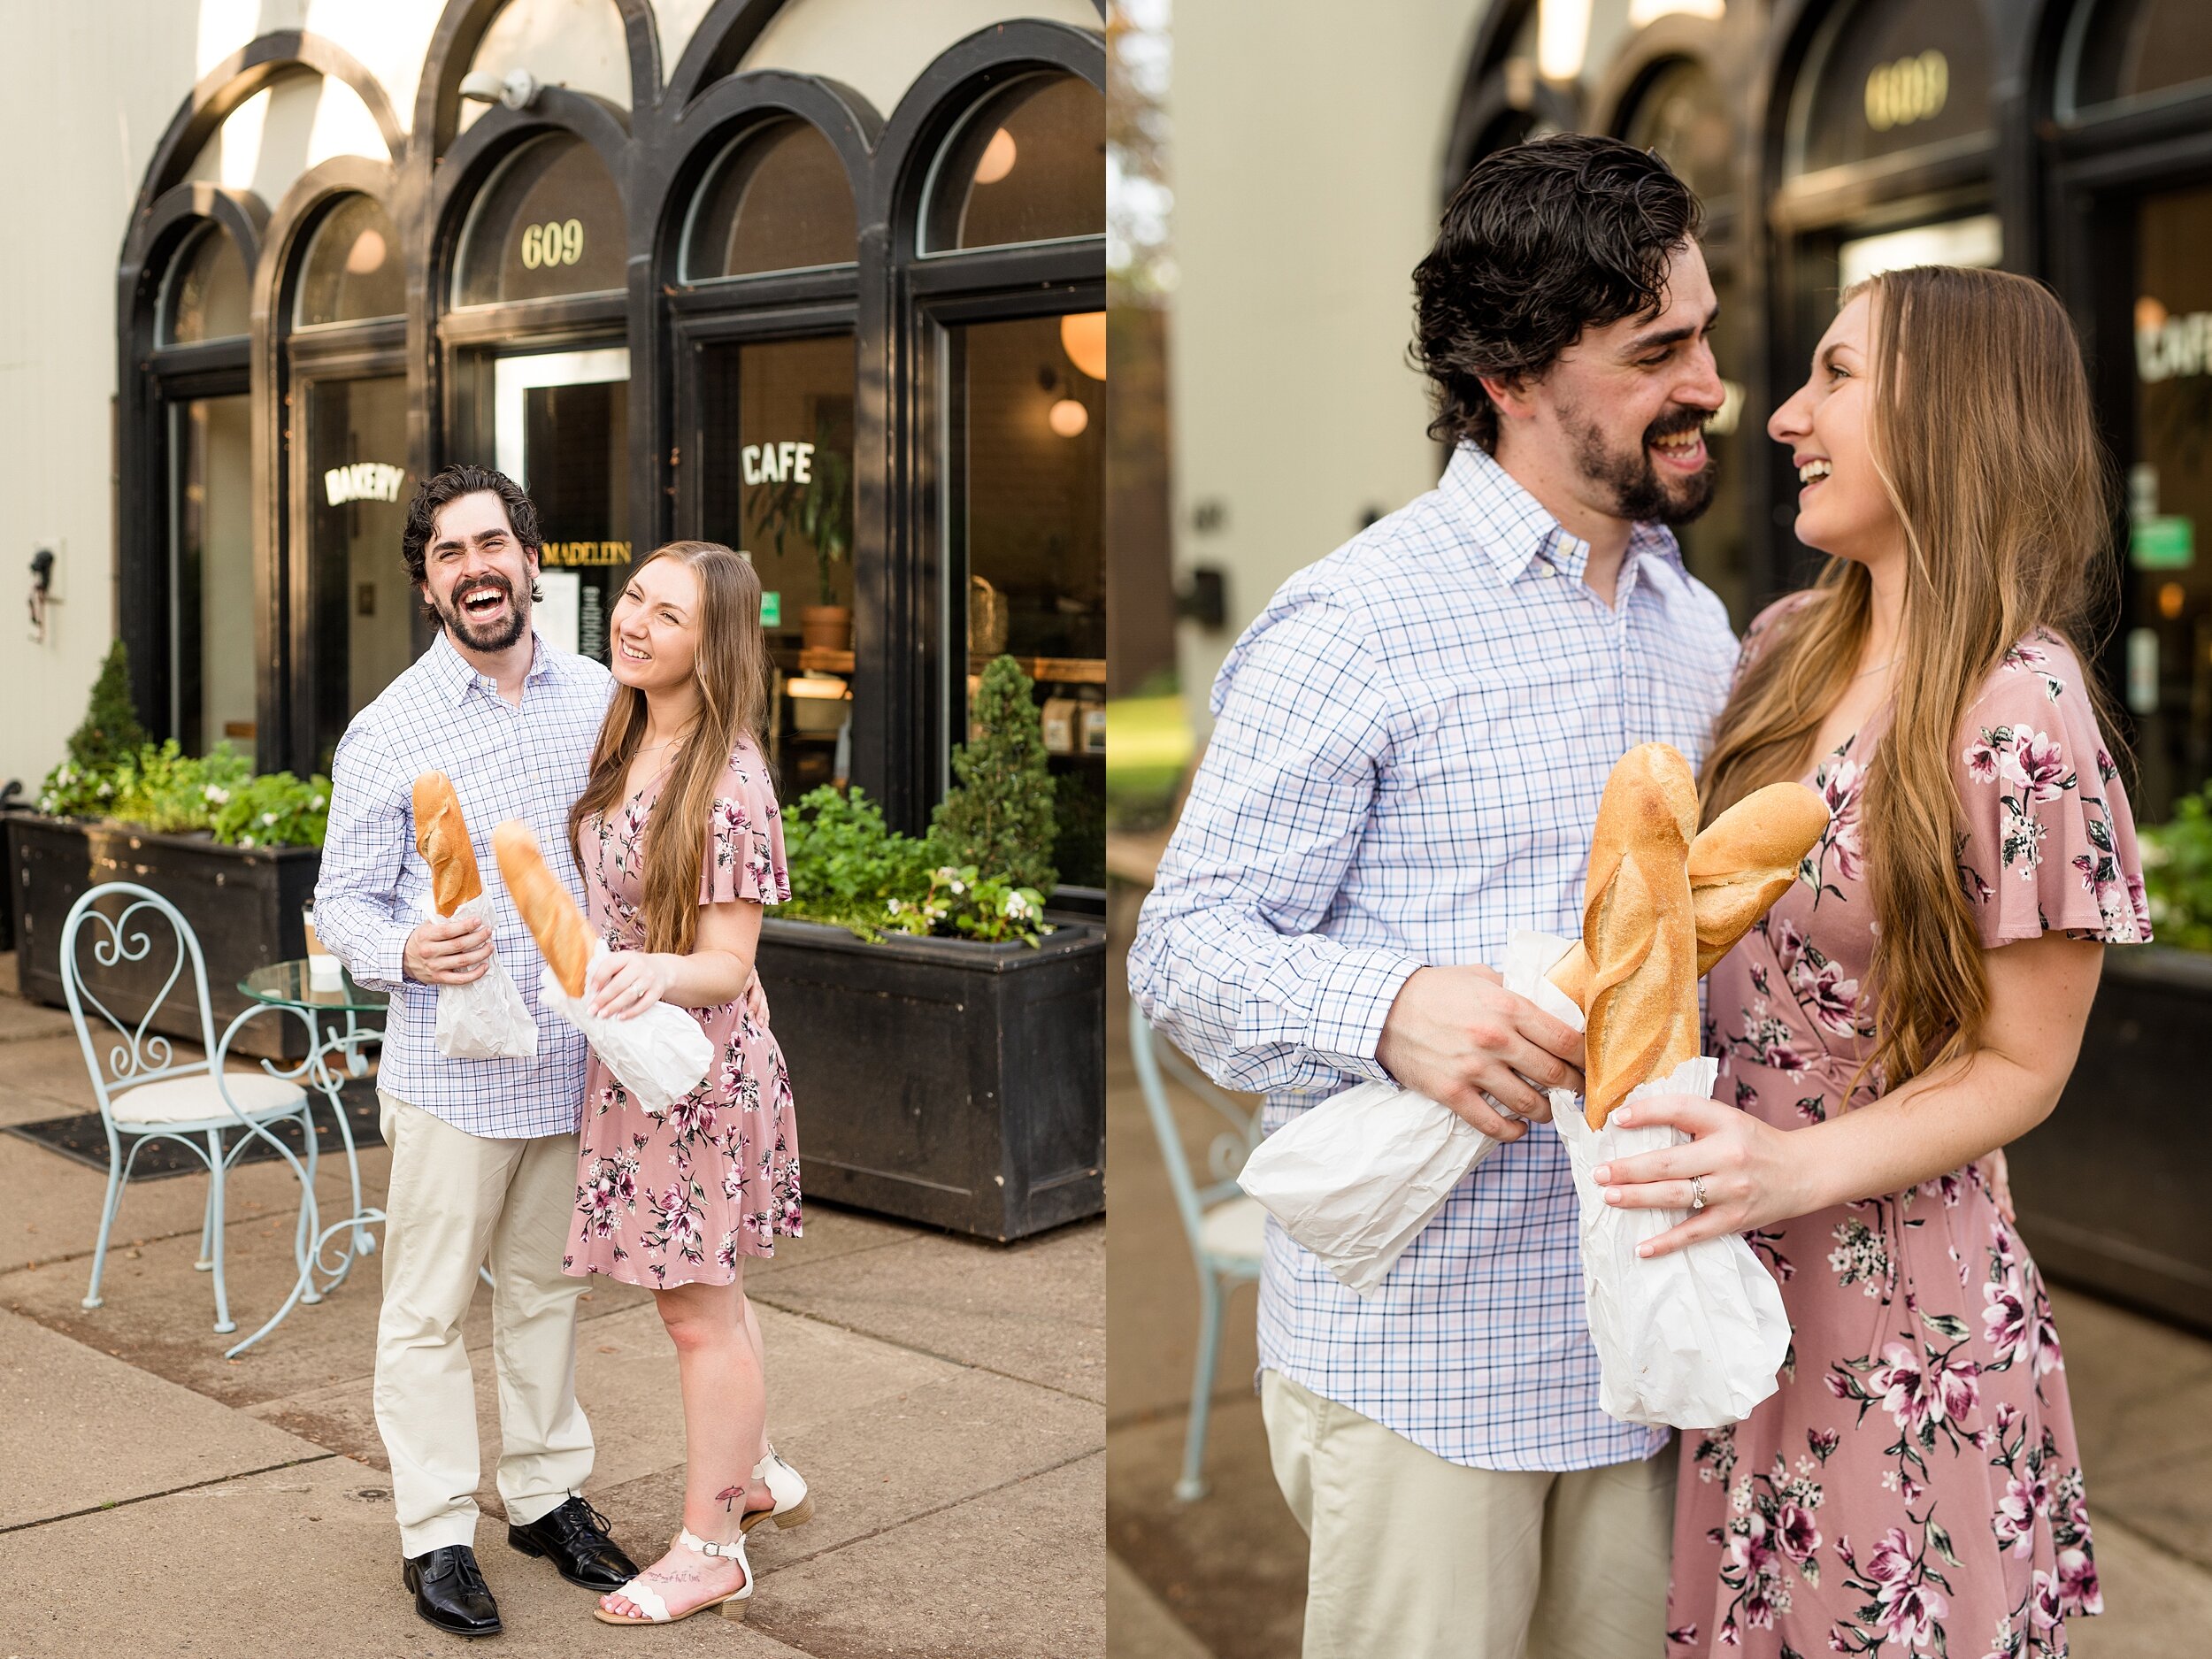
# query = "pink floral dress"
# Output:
<box><xmin>563</xmin><ymin>735</ymin><xmax>802</xmax><ymax>1288</ymax></box>
<box><xmin>1667</xmin><ymin>626</ymin><xmax>2151</xmax><ymax>1658</ymax></box>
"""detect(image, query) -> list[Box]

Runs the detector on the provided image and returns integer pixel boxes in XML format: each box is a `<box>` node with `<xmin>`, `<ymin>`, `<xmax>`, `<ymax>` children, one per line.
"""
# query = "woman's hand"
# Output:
<box><xmin>588</xmin><ymin>949</ymin><xmax>675</xmax><ymax>1020</ymax></box>
<box><xmin>742</xmin><ymin>970</ymin><xmax>771</xmax><ymax>1025</ymax></box>
<box><xmin>1591</xmin><ymin>1094</ymin><xmax>1825</xmax><ymax>1259</ymax></box>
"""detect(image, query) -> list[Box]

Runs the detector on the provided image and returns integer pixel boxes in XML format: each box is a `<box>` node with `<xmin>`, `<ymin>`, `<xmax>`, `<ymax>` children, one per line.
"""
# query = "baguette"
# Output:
<box><xmin>411</xmin><ymin>772</ymin><xmax>484</xmax><ymax>918</ymax></box>
<box><xmin>1578</xmin><ymin>743</ymin><xmax>1701</xmax><ymax>1128</ymax></box>
<box><xmin>492</xmin><ymin>819</ymin><xmax>595</xmax><ymax>999</ymax></box>
<box><xmin>1546</xmin><ymin>781</ymin><xmax>1831</xmax><ymax>1006</ymax></box>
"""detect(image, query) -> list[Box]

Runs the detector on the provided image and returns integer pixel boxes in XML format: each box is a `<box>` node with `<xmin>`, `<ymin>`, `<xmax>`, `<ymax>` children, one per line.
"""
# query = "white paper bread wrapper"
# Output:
<box><xmin>536</xmin><ymin>941</ymin><xmax>715</xmax><ymax>1116</ymax></box>
<box><xmin>1238</xmin><ymin>1078</ymin><xmax>1500</xmax><ymax>1297</ymax></box>
<box><xmin>433</xmin><ymin>894</ymin><xmax>539</xmax><ymax>1061</ymax></box>
<box><xmin>1504</xmin><ymin>928</ymin><xmax>1790</xmax><ymax>1429</ymax></box>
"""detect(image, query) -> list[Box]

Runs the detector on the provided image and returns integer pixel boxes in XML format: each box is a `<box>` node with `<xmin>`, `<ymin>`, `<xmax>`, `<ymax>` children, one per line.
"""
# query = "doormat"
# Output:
<box><xmin>4</xmin><ymin>1080</ymin><xmax>385</xmax><ymax>1179</ymax></box>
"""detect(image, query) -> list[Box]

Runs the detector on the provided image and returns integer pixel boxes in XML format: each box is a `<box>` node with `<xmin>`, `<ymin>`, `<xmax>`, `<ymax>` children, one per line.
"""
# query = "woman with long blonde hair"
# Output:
<box><xmin>558</xmin><ymin>541</ymin><xmax>809</xmax><ymax>1625</ymax></box>
<box><xmin>1594</xmin><ymin>266</ymin><xmax>2148</xmax><ymax>1655</ymax></box>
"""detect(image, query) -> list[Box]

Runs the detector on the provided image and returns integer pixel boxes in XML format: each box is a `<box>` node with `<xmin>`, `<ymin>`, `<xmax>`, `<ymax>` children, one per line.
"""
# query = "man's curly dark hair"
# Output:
<box><xmin>1414</xmin><ymin>134</ymin><xmax>1704</xmax><ymax>454</ymax></box>
<box><xmin>400</xmin><ymin>463</ymin><xmax>546</xmax><ymax>611</ymax></box>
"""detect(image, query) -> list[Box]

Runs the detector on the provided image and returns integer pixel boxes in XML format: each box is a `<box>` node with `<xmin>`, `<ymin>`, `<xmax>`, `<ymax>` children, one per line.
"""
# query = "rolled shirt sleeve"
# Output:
<box><xmin>1128</xmin><ymin>594</ymin><xmax>1422</xmax><ymax>1097</ymax></box>
<box><xmin>311</xmin><ymin>724</ymin><xmax>415</xmax><ymax>994</ymax></box>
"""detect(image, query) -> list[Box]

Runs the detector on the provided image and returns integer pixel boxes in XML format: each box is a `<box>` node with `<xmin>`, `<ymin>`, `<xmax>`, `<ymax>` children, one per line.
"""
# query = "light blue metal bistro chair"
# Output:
<box><xmin>1129</xmin><ymin>1001</ymin><xmax>1267</xmax><ymax>1501</ymax></box>
<box><xmin>62</xmin><ymin>884</ymin><xmax>331</xmax><ymax>1335</ymax></box>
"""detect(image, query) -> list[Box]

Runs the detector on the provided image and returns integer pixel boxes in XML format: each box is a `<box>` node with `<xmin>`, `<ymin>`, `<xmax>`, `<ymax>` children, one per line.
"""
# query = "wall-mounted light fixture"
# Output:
<box><xmin>459</xmin><ymin>67</ymin><xmax>541</xmax><ymax>111</ymax></box>
<box><xmin>1048</xmin><ymin>399</ymin><xmax>1089</xmax><ymax>438</ymax></box>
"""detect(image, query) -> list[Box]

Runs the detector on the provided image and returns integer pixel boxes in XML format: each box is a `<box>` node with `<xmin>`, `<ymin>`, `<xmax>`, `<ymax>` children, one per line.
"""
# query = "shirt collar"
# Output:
<box><xmin>1440</xmin><ymin>442</ymin><xmax>1686</xmax><ymax>587</ymax></box>
<box><xmin>427</xmin><ymin>626</ymin><xmax>557</xmax><ymax>706</ymax></box>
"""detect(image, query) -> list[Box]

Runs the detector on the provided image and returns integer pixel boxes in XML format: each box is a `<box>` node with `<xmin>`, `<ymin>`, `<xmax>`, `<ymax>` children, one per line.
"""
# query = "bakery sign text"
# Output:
<box><xmin>325</xmin><ymin>462</ymin><xmax>405</xmax><ymax>506</ymax></box>
<box><xmin>742</xmin><ymin>442</ymin><xmax>815</xmax><ymax>485</ymax></box>
<box><xmin>541</xmin><ymin>541</ymin><xmax>633</xmax><ymax>566</ymax></box>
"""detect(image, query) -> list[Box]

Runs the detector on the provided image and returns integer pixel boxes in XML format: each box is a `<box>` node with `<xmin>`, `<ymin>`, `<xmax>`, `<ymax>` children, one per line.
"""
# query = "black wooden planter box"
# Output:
<box><xmin>4</xmin><ymin>810</ymin><xmax>320</xmax><ymax>1062</ymax></box>
<box><xmin>755</xmin><ymin>917</ymin><xmax>1106</xmax><ymax>1241</ymax></box>
<box><xmin>2008</xmin><ymin>944</ymin><xmax>2212</xmax><ymax>1336</ymax></box>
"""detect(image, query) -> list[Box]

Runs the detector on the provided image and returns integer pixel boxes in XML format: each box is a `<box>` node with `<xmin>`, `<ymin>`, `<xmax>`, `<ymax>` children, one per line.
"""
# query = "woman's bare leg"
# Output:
<box><xmin>741</xmin><ymin>1292</ymin><xmax>776</xmax><ymax>1515</ymax></box>
<box><xmin>600</xmin><ymin>1270</ymin><xmax>764</xmax><ymax>1620</ymax></box>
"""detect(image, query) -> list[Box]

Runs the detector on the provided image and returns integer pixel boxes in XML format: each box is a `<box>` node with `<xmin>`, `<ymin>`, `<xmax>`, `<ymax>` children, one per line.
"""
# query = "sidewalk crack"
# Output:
<box><xmin>0</xmin><ymin>1453</ymin><xmax>341</xmax><ymax>1537</ymax></box>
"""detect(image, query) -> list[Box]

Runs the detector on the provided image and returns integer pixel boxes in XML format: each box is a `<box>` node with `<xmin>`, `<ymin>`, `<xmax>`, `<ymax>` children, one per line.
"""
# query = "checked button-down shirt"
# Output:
<box><xmin>314</xmin><ymin>628</ymin><xmax>615</xmax><ymax>1139</ymax></box>
<box><xmin>1129</xmin><ymin>442</ymin><xmax>1739</xmax><ymax>1471</ymax></box>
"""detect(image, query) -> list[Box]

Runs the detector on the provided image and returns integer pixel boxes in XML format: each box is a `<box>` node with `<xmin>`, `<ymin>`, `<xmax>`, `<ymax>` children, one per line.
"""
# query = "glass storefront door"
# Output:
<box><xmin>2122</xmin><ymin>180</ymin><xmax>2212</xmax><ymax>818</ymax></box>
<box><xmin>169</xmin><ymin>393</ymin><xmax>254</xmax><ymax>757</ymax></box>
<box><xmin>942</xmin><ymin>311</ymin><xmax>1107</xmax><ymax>888</ymax></box>
<box><xmin>493</xmin><ymin>347</ymin><xmax>631</xmax><ymax>665</ymax></box>
<box><xmin>698</xmin><ymin>334</ymin><xmax>857</xmax><ymax>804</ymax></box>
<box><xmin>303</xmin><ymin>374</ymin><xmax>411</xmax><ymax>772</ymax></box>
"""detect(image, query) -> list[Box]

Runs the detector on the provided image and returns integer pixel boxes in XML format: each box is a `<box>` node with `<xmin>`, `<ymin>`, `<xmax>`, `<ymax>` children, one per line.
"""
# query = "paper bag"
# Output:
<box><xmin>433</xmin><ymin>895</ymin><xmax>538</xmax><ymax>1061</ymax></box>
<box><xmin>1238</xmin><ymin>1079</ymin><xmax>1500</xmax><ymax>1296</ymax></box>
<box><xmin>1504</xmin><ymin>928</ymin><xmax>1790</xmax><ymax>1428</ymax></box>
<box><xmin>537</xmin><ymin>943</ymin><xmax>715</xmax><ymax>1116</ymax></box>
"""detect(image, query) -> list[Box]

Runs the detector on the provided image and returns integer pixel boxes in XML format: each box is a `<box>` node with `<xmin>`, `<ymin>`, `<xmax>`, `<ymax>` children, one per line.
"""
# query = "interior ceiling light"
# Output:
<box><xmin>974</xmin><ymin>128</ymin><xmax>1017</xmax><ymax>185</ymax></box>
<box><xmin>1061</xmin><ymin>312</ymin><xmax>1107</xmax><ymax>380</ymax></box>
<box><xmin>1048</xmin><ymin>398</ymin><xmax>1089</xmax><ymax>438</ymax></box>
<box><xmin>345</xmin><ymin>228</ymin><xmax>388</xmax><ymax>274</ymax></box>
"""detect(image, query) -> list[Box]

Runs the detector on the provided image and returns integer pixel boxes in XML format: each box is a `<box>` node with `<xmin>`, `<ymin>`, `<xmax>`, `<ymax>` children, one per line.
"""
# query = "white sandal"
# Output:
<box><xmin>592</xmin><ymin>1528</ymin><xmax>751</xmax><ymax>1625</ymax></box>
<box><xmin>741</xmin><ymin>1442</ymin><xmax>815</xmax><ymax>1534</ymax></box>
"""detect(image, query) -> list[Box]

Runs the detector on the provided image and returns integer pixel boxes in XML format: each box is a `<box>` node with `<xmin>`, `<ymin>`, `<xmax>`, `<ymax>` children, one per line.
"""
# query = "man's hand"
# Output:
<box><xmin>403</xmin><ymin>913</ymin><xmax>493</xmax><ymax>985</ymax></box>
<box><xmin>1374</xmin><ymin>965</ymin><xmax>1585</xmax><ymax>1141</ymax></box>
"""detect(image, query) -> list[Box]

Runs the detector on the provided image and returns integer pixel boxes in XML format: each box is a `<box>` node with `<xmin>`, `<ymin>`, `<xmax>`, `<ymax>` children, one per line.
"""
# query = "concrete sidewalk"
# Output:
<box><xmin>0</xmin><ymin>956</ymin><xmax>1103</xmax><ymax>1658</ymax></box>
<box><xmin>1105</xmin><ymin>929</ymin><xmax>2212</xmax><ymax>1659</ymax></box>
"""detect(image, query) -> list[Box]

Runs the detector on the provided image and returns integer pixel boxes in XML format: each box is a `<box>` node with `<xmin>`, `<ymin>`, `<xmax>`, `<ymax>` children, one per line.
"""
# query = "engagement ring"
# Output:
<box><xmin>1689</xmin><ymin>1174</ymin><xmax>1709</xmax><ymax>1211</ymax></box>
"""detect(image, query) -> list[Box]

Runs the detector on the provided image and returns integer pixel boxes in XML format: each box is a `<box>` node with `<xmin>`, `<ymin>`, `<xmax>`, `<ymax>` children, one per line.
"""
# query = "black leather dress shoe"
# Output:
<box><xmin>403</xmin><ymin>1544</ymin><xmax>503</xmax><ymax>1639</ymax></box>
<box><xmin>508</xmin><ymin>1494</ymin><xmax>640</xmax><ymax>1592</ymax></box>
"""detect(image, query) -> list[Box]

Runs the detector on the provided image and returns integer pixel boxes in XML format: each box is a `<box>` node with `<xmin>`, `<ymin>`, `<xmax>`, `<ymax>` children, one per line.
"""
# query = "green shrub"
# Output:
<box><xmin>66</xmin><ymin>641</ymin><xmax>149</xmax><ymax>776</ymax></box>
<box><xmin>211</xmin><ymin>771</ymin><xmax>330</xmax><ymax>849</ymax></box>
<box><xmin>106</xmin><ymin>741</ymin><xmax>250</xmax><ymax>834</ymax></box>
<box><xmin>781</xmin><ymin>786</ymin><xmax>940</xmax><ymax>915</ymax></box>
<box><xmin>883</xmin><ymin>865</ymin><xmax>1049</xmax><ymax>946</ymax></box>
<box><xmin>932</xmin><ymin>655</ymin><xmax>1058</xmax><ymax>894</ymax></box>
<box><xmin>2142</xmin><ymin>789</ymin><xmax>2212</xmax><ymax>952</ymax></box>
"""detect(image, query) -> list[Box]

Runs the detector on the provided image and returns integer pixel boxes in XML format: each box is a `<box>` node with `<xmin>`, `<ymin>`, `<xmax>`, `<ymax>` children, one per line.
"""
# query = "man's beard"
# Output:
<box><xmin>436</xmin><ymin>572</ymin><xmax>529</xmax><ymax>652</ymax></box>
<box><xmin>1563</xmin><ymin>403</ymin><xmax>1717</xmax><ymax>527</ymax></box>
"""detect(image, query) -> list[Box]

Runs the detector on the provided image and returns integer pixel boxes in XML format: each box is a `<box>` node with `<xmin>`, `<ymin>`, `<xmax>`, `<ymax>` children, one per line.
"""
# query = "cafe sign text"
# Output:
<box><xmin>742</xmin><ymin>442</ymin><xmax>815</xmax><ymax>485</ymax></box>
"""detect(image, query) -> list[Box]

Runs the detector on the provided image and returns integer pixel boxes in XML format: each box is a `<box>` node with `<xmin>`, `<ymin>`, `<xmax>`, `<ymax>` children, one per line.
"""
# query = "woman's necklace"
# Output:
<box><xmin>1852</xmin><ymin>657</ymin><xmax>1895</xmax><ymax>680</ymax></box>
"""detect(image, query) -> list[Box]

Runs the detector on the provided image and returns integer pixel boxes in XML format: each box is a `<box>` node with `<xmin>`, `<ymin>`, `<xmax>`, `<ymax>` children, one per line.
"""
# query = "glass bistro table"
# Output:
<box><xmin>219</xmin><ymin>960</ymin><xmax>387</xmax><ymax>1356</ymax></box>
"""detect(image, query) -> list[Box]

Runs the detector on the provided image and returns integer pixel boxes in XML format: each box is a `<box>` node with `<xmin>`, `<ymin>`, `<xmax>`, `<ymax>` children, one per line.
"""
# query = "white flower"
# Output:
<box><xmin>204</xmin><ymin>785</ymin><xmax>230</xmax><ymax>805</ymax></box>
<box><xmin>260</xmin><ymin>810</ymin><xmax>278</xmax><ymax>826</ymax></box>
<box><xmin>310</xmin><ymin>795</ymin><xmax>326</xmax><ymax>810</ymax></box>
<box><xmin>96</xmin><ymin>780</ymin><xmax>111</xmax><ymax>797</ymax></box>
<box><xmin>238</xmin><ymin>834</ymin><xmax>255</xmax><ymax>848</ymax></box>
<box><xmin>949</xmin><ymin>879</ymin><xmax>965</xmax><ymax>895</ymax></box>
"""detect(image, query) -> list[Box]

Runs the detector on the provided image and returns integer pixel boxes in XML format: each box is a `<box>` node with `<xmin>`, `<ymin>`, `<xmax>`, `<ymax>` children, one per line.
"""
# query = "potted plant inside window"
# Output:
<box><xmin>757</xmin><ymin>656</ymin><xmax>1106</xmax><ymax>1240</ymax></box>
<box><xmin>2007</xmin><ymin>788</ymin><xmax>2212</xmax><ymax>1334</ymax></box>
<box><xmin>755</xmin><ymin>411</ymin><xmax>855</xmax><ymax>654</ymax></box>
<box><xmin>4</xmin><ymin>641</ymin><xmax>330</xmax><ymax>1059</ymax></box>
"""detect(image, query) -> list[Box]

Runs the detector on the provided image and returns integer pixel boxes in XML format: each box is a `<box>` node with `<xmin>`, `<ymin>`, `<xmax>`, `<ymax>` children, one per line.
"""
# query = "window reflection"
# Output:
<box><xmin>685</xmin><ymin>121</ymin><xmax>856</xmax><ymax>280</ymax></box>
<box><xmin>306</xmin><ymin>375</ymin><xmax>411</xmax><ymax>772</ymax></box>
<box><xmin>169</xmin><ymin>395</ymin><xmax>255</xmax><ymax>755</ymax></box>
<box><xmin>700</xmin><ymin>334</ymin><xmax>857</xmax><ymax>802</ymax></box>
<box><xmin>945</xmin><ymin>313</ymin><xmax>1106</xmax><ymax>887</ymax></box>
<box><xmin>2125</xmin><ymin>181</ymin><xmax>2212</xmax><ymax>818</ymax></box>
<box><xmin>163</xmin><ymin>227</ymin><xmax>250</xmax><ymax>345</ymax></box>
<box><xmin>926</xmin><ymin>75</ymin><xmax>1105</xmax><ymax>253</ymax></box>
<box><xmin>296</xmin><ymin>196</ymin><xmax>404</xmax><ymax>326</ymax></box>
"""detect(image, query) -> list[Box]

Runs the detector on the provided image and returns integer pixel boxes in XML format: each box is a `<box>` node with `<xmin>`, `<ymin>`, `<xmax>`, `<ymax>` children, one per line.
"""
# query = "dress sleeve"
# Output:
<box><xmin>1953</xmin><ymin>635</ymin><xmax>2152</xmax><ymax>947</ymax></box>
<box><xmin>700</xmin><ymin>740</ymin><xmax>790</xmax><ymax>906</ymax></box>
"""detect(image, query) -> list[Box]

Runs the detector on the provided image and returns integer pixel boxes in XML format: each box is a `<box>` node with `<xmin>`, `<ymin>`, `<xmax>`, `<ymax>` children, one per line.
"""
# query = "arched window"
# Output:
<box><xmin>1790</xmin><ymin>0</ymin><xmax>1991</xmax><ymax>178</ymax></box>
<box><xmin>295</xmin><ymin>194</ymin><xmax>404</xmax><ymax>326</ymax></box>
<box><xmin>1623</xmin><ymin>58</ymin><xmax>1734</xmax><ymax>210</ymax></box>
<box><xmin>2061</xmin><ymin>0</ymin><xmax>2212</xmax><ymax>117</ymax></box>
<box><xmin>162</xmin><ymin>225</ymin><xmax>251</xmax><ymax>344</ymax></box>
<box><xmin>923</xmin><ymin>73</ymin><xmax>1104</xmax><ymax>253</ymax></box>
<box><xmin>453</xmin><ymin>134</ymin><xmax>626</xmax><ymax>305</ymax></box>
<box><xmin>684</xmin><ymin>120</ymin><xmax>857</xmax><ymax>280</ymax></box>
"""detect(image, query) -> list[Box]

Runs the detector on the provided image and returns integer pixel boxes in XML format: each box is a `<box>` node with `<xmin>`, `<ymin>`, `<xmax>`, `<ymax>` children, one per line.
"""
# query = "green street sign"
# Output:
<box><xmin>2132</xmin><ymin>516</ymin><xmax>2194</xmax><ymax>570</ymax></box>
<box><xmin>761</xmin><ymin>590</ymin><xmax>781</xmax><ymax>626</ymax></box>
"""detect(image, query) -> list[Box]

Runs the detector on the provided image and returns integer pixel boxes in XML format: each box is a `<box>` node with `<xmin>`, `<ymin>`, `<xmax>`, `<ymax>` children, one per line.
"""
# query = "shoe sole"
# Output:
<box><xmin>507</xmin><ymin>1530</ymin><xmax>634</xmax><ymax>1593</ymax></box>
<box><xmin>592</xmin><ymin>1591</ymin><xmax>749</xmax><ymax>1626</ymax></box>
<box><xmin>740</xmin><ymin>1491</ymin><xmax>815</xmax><ymax>1535</ymax></box>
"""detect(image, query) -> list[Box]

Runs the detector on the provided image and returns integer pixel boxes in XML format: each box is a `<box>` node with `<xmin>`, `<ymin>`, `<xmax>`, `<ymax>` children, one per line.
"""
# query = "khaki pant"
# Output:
<box><xmin>373</xmin><ymin>1092</ymin><xmax>594</xmax><ymax>1556</ymax></box>
<box><xmin>1261</xmin><ymin>1371</ymin><xmax>1675</xmax><ymax>1659</ymax></box>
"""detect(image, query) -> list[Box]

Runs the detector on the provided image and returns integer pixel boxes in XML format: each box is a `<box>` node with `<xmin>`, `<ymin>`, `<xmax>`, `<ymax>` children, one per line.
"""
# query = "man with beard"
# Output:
<box><xmin>1128</xmin><ymin>135</ymin><xmax>1736</xmax><ymax>1658</ymax></box>
<box><xmin>315</xmin><ymin>464</ymin><xmax>639</xmax><ymax>1638</ymax></box>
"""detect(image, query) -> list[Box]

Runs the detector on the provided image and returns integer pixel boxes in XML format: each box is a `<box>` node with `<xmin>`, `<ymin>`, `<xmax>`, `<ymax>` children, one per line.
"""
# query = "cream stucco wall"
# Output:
<box><xmin>1165</xmin><ymin>0</ymin><xmax>1494</xmax><ymax>731</ymax></box>
<box><xmin>0</xmin><ymin>0</ymin><xmax>1092</xmax><ymax>800</ymax></box>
